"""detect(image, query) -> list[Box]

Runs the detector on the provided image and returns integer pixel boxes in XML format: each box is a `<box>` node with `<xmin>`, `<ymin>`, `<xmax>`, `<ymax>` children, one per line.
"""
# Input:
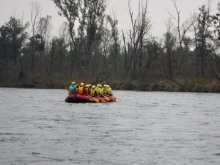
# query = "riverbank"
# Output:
<box><xmin>111</xmin><ymin>78</ymin><xmax>220</xmax><ymax>93</ymax></box>
<box><xmin>1</xmin><ymin>76</ymin><xmax>220</xmax><ymax>93</ymax></box>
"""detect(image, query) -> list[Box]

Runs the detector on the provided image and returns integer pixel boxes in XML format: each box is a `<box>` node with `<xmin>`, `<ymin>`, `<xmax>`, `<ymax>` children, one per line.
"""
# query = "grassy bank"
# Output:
<box><xmin>110</xmin><ymin>78</ymin><xmax>220</xmax><ymax>93</ymax></box>
<box><xmin>1</xmin><ymin>75</ymin><xmax>220</xmax><ymax>93</ymax></box>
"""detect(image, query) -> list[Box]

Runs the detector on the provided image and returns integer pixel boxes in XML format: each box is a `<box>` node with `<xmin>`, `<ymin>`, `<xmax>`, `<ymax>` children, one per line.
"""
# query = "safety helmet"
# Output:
<box><xmin>71</xmin><ymin>81</ymin><xmax>75</xmax><ymax>85</ymax></box>
<box><xmin>80</xmin><ymin>83</ymin><xmax>84</xmax><ymax>86</ymax></box>
<box><xmin>106</xmin><ymin>85</ymin><xmax>109</xmax><ymax>88</ymax></box>
<box><xmin>92</xmin><ymin>85</ymin><xmax>96</xmax><ymax>89</ymax></box>
<box><xmin>85</xmin><ymin>84</ymin><xmax>89</xmax><ymax>87</ymax></box>
<box><xmin>99</xmin><ymin>84</ymin><xmax>102</xmax><ymax>88</ymax></box>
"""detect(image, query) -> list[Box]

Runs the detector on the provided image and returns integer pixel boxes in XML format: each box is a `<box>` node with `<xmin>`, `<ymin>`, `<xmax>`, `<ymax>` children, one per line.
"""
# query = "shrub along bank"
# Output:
<box><xmin>1</xmin><ymin>76</ymin><xmax>220</xmax><ymax>93</ymax></box>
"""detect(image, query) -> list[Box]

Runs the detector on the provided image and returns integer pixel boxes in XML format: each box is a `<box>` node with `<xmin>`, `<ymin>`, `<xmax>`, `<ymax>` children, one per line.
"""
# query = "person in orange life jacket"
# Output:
<box><xmin>106</xmin><ymin>85</ymin><xmax>113</xmax><ymax>96</ymax></box>
<box><xmin>85</xmin><ymin>84</ymin><xmax>91</xmax><ymax>95</ymax></box>
<box><xmin>78</xmin><ymin>83</ymin><xmax>87</xmax><ymax>95</ymax></box>
<box><xmin>69</xmin><ymin>81</ymin><xmax>77</xmax><ymax>94</ymax></box>
<box><xmin>90</xmin><ymin>85</ymin><xmax>97</xmax><ymax>97</ymax></box>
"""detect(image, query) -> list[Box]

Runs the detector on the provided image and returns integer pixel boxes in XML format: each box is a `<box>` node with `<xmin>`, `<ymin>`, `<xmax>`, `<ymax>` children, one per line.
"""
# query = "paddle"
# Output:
<box><xmin>99</xmin><ymin>97</ymin><xmax>106</xmax><ymax>103</ymax></box>
<box><xmin>91</xmin><ymin>97</ymin><xmax>99</xmax><ymax>103</ymax></box>
<box><xmin>116</xmin><ymin>97</ymin><xmax>122</xmax><ymax>102</ymax></box>
<box><xmin>104</xmin><ymin>96</ymin><xmax>110</xmax><ymax>101</ymax></box>
<box><xmin>65</xmin><ymin>86</ymin><xmax>69</xmax><ymax>91</ymax></box>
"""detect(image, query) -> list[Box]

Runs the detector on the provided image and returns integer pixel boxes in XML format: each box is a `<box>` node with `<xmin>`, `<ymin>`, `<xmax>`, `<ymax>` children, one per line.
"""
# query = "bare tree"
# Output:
<box><xmin>37</xmin><ymin>15</ymin><xmax>52</xmax><ymax>44</ymax></box>
<box><xmin>59</xmin><ymin>22</ymin><xmax>70</xmax><ymax>44</ymax></box>
<box><xmin>106</xmin><ymin>10</ymin><xmax>120</xmax><ymax>79</ymax></box>
<box><xmin>124</xmin><ymin>0</ymin><xmax>151</xmax><ymax>76</ymax></box>
<box><xmin>163</xmin><ymin>18</ymin><xmax>176</xmax><ymax>77</ymax></box>
<box><xmin>30</xmin><ymin>1</ymin><xmax>41</xmax><ymax>37</ymax></box>
<box><xmin>165</xmin><ymin>0</ymin><xmax>198</xmax><ymax>80</ymax></box>
<box><xmin>29</xmin><ymin>1</ymin><xmax>42</xmax><ymax>73</ymax></box>
<box><xmin>166</xmin><ymin>0</ymin><xmax>197</xmax><ymax>50</ymax></box>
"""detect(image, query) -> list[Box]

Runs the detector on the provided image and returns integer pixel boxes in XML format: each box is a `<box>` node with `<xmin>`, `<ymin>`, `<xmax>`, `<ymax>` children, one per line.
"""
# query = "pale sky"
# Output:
<box><xmin>0</xmin><ymin>0</ymin><xmax>219</xmax><ymax>39</ymax></box>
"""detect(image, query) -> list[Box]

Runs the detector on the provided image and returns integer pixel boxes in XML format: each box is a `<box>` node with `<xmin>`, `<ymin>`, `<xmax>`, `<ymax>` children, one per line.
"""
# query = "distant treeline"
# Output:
<box><xmin>0</xmin><ymin>0</ymin><xmax>220</xmax><ymax>92</ymax></box>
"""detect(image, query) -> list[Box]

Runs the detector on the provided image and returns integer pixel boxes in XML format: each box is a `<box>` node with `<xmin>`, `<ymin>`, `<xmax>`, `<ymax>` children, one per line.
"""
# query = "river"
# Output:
<box><xmin>0</xmin><ymin>88</ymin><xmax>220</xmax><ymax>165</ymax></box>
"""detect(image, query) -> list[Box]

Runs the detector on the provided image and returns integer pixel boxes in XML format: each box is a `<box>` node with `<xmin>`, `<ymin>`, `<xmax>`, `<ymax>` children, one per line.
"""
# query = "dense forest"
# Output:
<box><xmin>0</xmin><ymin>0</ymin><xmax>220</xmax><ymax>92</ymax></box>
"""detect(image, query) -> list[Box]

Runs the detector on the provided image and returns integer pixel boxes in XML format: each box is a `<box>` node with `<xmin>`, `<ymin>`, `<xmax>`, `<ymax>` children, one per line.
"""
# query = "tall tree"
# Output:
<box><xmin>36</xmin><ymin>15</ymin><xmax>52</xmax><ymax>71</ymax></box>
<box><xmin>0</xmin><ymin>25</ymin><xmax>12</xmax><ymax>81</ymax></box>
<box><xmin>196</xmin><ymin>3</ymin><xmax>213</xmax><ymax>76</ymax></box>
<box><xmin>3</xmin><ymin>17</ymin><xmax>28</xmax><ymax>80</ymax></box>
<box><xmin>0</xmin><ymin>26</ymin><xmax>11</xmax><ymax>62</ymax></box>
<box><xmin>163</xmin><ymin>18</ymin><xmax>176</xmax><ymax>77</ymax></box>
<box><xmin>53</xmin><ymin>0</ymin><xmax>107</xmax><ymax>78</ymax></box>
<box><xmin>123</xmin><ymin>0</ymin><xmax>151</xmax><ymax>77</ymax></box>
<box><xmin>30</xmin><ymin>1</ymin><xmax>41</xmax><ymax>37</ymax></box>
<box><xmin>106</xmin><ymin>12</ymin><xmax>120</xmax><ymax>79</ymax></box>
<box><xmin>78</xmin><ymin>0</ymin><xmax>107</xmax><ymax>69</ymax></box>
<box><xmin>210</xmin><ymin>3</ymin><xmax>220</xmax><ymax>80</ymax></box>
<box><xmin>30</xmin><ymin>1</ymin><xmax>42</xmax><ymax>73</ymax></box>
<box><xmin>37</xmin><ymin>15</ymin><xmax>52</xmax><ymax>45</ymax></box>
<box><xmin>166</xmin><ymin>0</ymin><xmax>197</xmax><ymax>77</ymax></box>
<box><xmin>167</xmin><ymin>0</ymin><xmax>197</xmax><ymax>51</ymax></box>
<box><xmin>49</xmin><ymin>37</ymin><xmax>68</xmax><ymax>75</ymax></box>
<box><xmin>52</xmin><ymin>0</ymin><xmax>79</xmax><ymax>76</ymax></box>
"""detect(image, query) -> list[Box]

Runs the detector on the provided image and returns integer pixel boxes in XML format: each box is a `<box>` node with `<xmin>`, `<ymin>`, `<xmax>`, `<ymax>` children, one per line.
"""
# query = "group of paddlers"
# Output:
<box><xmin>68</xmin><ymin>82</ymin><xmax>113</xmax><ymax>97</ymax></box>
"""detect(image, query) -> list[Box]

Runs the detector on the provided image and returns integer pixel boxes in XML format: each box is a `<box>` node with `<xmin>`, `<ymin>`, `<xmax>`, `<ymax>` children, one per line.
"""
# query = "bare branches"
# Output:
<box><xmin>127</xmin><ymin>0</ymin><xmax>151</xmax><ymax>46</ymax></box>
<box><xmin>30</xmin><ymin>1</ymin><xmax>41</xmax><ymax>37</ymax></box>
<box><xmin>37</xmin><ymin>15</ymin><xmax>52</xmax><ymax>43</ymax></box>
<box><xmin>166</xmin><ymin>0</ymin><xmax>180</xmax><ymax>23</ymax></box>
<box><xmin>123</xmin><ymin>0</ymin><xmax>152</xmax><ymax>75</ymax></box>
<box><xmin>166</xmin><ymin>0</ymin><xmax>197</xmax><ymax>49</ymax></box>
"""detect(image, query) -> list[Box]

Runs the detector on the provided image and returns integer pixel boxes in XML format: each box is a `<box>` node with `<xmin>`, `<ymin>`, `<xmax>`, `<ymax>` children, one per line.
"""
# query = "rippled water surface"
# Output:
<box><xmin>1</xmin><ymin>88</ymin><xmax>220</xmax><ymax>165</ymax></box>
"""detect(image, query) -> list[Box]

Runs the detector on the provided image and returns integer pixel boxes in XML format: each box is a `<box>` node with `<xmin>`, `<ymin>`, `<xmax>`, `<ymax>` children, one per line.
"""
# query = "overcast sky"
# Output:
<box><xmin>0</xmin><ymin>0</ymin><xmax>219</xmax><ymax>39</ymax></box>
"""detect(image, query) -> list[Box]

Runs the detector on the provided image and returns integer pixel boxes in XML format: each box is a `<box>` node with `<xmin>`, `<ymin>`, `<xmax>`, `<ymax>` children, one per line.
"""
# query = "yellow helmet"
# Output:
<box><xmin>71</xmin><ymin>81</ymin><xmax>75</xmax><ymax>85</ymax></box>
<box><xmin>80</xmin><ymin>83</ymin><xmax>84</xmax><ymax>86</ymax></box>
<box><xmin>92</xmin><ymin>85</ymin><xmax>96</xmax><ymax>89</ymax></box>
<box><xmin>99</xmin><ymin>84</ymin><xmax>102</xmax><ymax>88</ymax></box>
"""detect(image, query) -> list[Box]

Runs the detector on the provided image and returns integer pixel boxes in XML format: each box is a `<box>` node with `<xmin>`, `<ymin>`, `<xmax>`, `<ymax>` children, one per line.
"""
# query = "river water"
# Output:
<box><xmin>0</xmin><ymin>88</ymin><xmax>220</xmax><ymax>165</ymax></box>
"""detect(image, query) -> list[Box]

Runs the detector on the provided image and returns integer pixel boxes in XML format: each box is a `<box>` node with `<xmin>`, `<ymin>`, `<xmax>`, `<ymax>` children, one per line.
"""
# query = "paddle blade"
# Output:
<box><xmin>104</xmin><ymin>96</ymin><xmax>110</xmax><ymax>101</ymax></box>
<box><xmin>116</xmin><ymin>97</ymin><xmax>122</xmax><ymax>102</ymax></box>
<box><xmin>100</xmin><ymin>98</ymin><xmax>106</xmax><ymax>103</ymax></box>
<box><xmin>65</xmin><ymin>86</ymin><xmax>69</xmax><ymax>91</ymax></box>
<box><xmin>92</xmin><ymin>97</ymin><xmax>99</xmax><ymax>103</ymax></box>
